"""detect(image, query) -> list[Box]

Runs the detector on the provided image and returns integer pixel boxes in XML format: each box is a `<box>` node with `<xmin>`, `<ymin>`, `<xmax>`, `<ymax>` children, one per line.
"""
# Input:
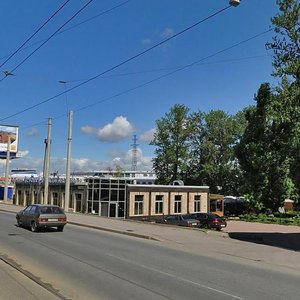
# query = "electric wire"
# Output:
<box><xmin>64</xmin><ymin>54</ymin><xmax>270</xmax><ymax>83</ymax></box>
<box><xmin>0</xmin><ymin>4</ymin><xmax>232</xmax><ymax>122</ymax></box>
<box><xmin>0</xmin><ymin>0</ymin><xmax>70</xmax><ymax>70</ymax></box>
<box><xmin>0</xmin><ymin>0</ymin><xmax>94</xmax><ymax>83</ymax></box>
<box><xmin>0</xmin><ymin>0</ymin><xmax>132</xmax><ymax>63</ymax></box>
<box><xmin>21</xmin><ymin>29</ymin><xmax>272</xmax><ymax>130</ymax></box>
<box><xmin>71</xmin><ymin>29</ymin><xmax>272</xmax><ymax>114</ymax></box>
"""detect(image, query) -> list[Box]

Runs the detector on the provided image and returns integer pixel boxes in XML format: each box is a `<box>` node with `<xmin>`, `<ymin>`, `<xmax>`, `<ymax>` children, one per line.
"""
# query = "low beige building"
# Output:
<box><xmin>12</xmin><ymin>178</ymin><xmax>210</xmax><ymax>220</ymax></box>
<box><xmin>127</xmin><ymin>184</ymin><xmax>210</xmax><ymax>220</ymax></box>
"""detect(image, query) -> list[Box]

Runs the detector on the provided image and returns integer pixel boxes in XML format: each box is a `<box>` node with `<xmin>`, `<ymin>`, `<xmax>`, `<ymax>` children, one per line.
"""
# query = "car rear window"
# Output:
<box><xmin>40</xmin><ymin>206</ymin><xmax>64</xmax><ymax>214</ymax></box>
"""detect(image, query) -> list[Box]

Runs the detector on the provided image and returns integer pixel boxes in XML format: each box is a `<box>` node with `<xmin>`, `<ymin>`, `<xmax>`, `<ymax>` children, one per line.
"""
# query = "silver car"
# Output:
<box><xmin>16</xmin><ymin>204</ymin><xmax>67</xmax><ymax>232</ymax></box>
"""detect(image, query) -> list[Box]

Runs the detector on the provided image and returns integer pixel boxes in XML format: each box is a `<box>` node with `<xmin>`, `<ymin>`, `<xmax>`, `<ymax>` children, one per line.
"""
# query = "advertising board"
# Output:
<box><xmin>0</xmin><ymin>124</ymin><xmax>19</xmax><ymax>153</ymax></box>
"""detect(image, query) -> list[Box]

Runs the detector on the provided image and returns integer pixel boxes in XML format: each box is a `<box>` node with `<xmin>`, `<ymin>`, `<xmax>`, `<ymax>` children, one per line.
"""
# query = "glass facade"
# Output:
<box><xmin>87</xmin><ymin>178</ymin><xmax>132</xmax><ymax>218</ymax></box>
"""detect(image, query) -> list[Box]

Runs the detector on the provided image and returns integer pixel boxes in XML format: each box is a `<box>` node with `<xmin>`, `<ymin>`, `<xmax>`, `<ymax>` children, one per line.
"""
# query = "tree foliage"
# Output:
<box><xmin>188</xmin><ymin>110</ymin><xmax>243</xmax><ymax>194</ymax></box>
<box><xmin>151</xmin><ymin>104</ymin><xmax>192</xmax><ymax>184</ymax></box>
<box><xmin>150</xmin><ymin>0</ymin><xmax>300</xmax><ymax>211</ymax></box>
<box><xmin>152</xmin><ymin>105</ymin><xmax>244</xmax><ymax>194</ymax></box>
<box><xmin>266</xmin><ymin>0</ymin><xmax>300</xmax><ymax>81</ymax></box>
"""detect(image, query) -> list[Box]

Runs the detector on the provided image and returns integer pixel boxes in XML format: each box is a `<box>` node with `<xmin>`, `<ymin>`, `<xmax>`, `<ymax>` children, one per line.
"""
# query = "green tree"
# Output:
<box><xmin>151</xmin><ymin>104</ymin><xmax>192</xmax><ymax>184</ymax></box>
<box><xmin>266</xmin><ymin>0</ymin><xmax>300</xmax><ymax>81</ymax></box>
<box><xmin>236</xmin><ymin>83</ymin><xmax>298</xmax><ymax>209</ymax></box>
<box><xmin>188</xmin><ymin>110</ymin><xmax>244</xmax><ymax>195</ymax></box>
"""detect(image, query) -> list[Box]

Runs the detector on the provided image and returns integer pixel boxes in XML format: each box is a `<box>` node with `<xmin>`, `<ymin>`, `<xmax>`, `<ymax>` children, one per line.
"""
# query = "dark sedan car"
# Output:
<box><xmin>16</xmin><ymin>204</ymin><xmax>67</xmax><ymax>232</ymax></box>
<box><xmin>190</xmin><ymin>213</ymin><xmax>227</xmax><ymax>231</ymax></box>
<box><xmin>159</xmin><ymin>214</ymin><xmax>200</xmax><ymax>227</ymax></box>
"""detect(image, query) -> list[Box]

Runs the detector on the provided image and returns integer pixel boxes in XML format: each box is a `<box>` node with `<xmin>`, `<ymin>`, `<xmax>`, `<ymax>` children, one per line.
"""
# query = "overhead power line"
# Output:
<box><xmin>0</xmin><ymin>4</ymin><xmax>232</xmax><ymax>121</ymax></box>
<box><xmin>0</xmin><ymin>0</ymin><xmax>94</xmax><ymax>82</ymax></box>
<box><xmin>0</xmin><ymin>0</ymin><xmax>132</xmax><ymax>63</ymax></box>
<box><xmin>65</xmin><ymin>54</ymin><xmax>270</xmax><ymax>83</ymax></box>
<box><xmin>21</xmin><ymin>28</ymin><xmax>272</xmax><ymax>129</ymax></box>
<box><xmin>70</xmin><ymin>30</ymin><xmax>272</xmax><ymax>113</ymax></box>
<box><xmin>0</xmin><ymin>0</ymin><xmax>70</xmax><ymax>70</ymax></box>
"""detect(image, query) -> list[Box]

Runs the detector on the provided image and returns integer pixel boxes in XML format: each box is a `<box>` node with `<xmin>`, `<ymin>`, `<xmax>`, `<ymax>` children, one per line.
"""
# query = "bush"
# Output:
<box><xmin>239</xmin><ymin>211</ymin><xmax>300</xmax><ymax>226</ymax></box>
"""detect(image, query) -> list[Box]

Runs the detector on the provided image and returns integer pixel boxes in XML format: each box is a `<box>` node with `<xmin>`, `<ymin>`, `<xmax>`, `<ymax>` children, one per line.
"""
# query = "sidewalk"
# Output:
<box><xmin>1</xmin><ymin>203</ymin><xmax>300</xmax><ymax>271</ymax></box>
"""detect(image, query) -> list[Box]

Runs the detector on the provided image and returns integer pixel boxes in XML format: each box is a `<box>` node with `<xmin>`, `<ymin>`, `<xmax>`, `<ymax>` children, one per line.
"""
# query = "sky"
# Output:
<box><xmin>0</xmin><ymin>0</ymin><xmax>280</xmax><ymax>175</ymax></box>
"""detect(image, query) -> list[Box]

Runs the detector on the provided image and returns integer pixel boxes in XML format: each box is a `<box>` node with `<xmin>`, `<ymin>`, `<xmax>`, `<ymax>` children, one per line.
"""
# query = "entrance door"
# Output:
<box><xmin>109</xmin><ymin>203</ymin><xmax>117</xmax><ymax>218</ymax></box>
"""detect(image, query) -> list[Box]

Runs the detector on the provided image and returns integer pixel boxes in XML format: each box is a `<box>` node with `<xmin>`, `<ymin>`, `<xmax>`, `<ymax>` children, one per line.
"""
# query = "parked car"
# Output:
<box><xmin>158</xmin><ymin>214</ymin><xmax>200</xmax><ymax>227</ymax></box>
<box><xmin>16</xmin><ymin>204</ymin><xmax>67</xmax><ymax>232</ymax></box>
<box><xmin>190</xmin><ymin>213</ymin><xmax>227</xmax><ymax>231</ymax></box>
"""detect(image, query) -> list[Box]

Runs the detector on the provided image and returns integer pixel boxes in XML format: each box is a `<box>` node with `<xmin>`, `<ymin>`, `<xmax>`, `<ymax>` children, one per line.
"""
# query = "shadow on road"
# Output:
<box><xmin>228</xmin><ymin>232</ymin><xmax>300</xmax><ymax>252</ymax></box>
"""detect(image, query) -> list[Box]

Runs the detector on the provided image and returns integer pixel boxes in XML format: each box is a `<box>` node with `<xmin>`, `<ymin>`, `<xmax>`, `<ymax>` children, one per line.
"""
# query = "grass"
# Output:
<box><xmin>239</xmin><ymin>212</ymin><xmax>300</xmax><ymax>226</ymax></box>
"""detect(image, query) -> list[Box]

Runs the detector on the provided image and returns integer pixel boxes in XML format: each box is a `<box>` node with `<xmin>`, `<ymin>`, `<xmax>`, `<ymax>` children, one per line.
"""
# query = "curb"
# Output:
<box><xmin>0</xmin><ymin>208</ymin><xmax>158</xmax><ymax>241</ymax></box>
<box><xmin>67</xmin><ymin>221</ymin><xmax>159</xmax><ymax>241</ymax></box>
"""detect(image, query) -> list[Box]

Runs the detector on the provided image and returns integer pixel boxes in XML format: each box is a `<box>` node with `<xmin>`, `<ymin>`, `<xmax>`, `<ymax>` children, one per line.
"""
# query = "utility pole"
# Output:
<box><xmin>44</xmin><ymin>118</ymin><xmax>52</xmax><ymax>205</ymax></box>
<box><xmin>65</xmin><ymin>111</ymin><xmax>73</xmax><ymax>211</ymax></box>
<box><xmin>4</xmin><ymin>136</ymin><xmax>11</xmax><ymax>202</ymax></box>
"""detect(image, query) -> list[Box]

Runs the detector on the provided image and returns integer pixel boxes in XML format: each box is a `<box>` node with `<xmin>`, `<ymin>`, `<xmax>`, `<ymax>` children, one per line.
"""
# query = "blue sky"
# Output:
<box><xmin>0</xmin><ymin>0</ymin><xmax>280</xmax><ymax>175</ymax></box>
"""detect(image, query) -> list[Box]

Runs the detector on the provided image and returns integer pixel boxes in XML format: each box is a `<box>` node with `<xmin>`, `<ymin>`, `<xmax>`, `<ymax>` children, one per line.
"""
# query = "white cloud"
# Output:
<box><xmin>139</xmin><ymin>128</ymin><xmax>156</xmax><ymax>143</ymax></box>
<box><xmin>96</xmin><ymin>116</ymin><xmax>134</xmax><ymax>143</ymax></box>
<box><xmin>110</xmin><ymin>148</ymin><xmax>153</xmax><ymax>170</ymax></box>
<box><xmin>142</xmin><ymin>38</ymin><xmax>152</xmax><ymax>45</ymax></box>
<box><xmin>0</xmin><ymin>148</ymin><xmax>154</xmax><ymax>176</ymax></box>
<box><xmin>80</xmin><ymin>116</ymin><xmax>134</xmax><ymax>143</ymax></box>
<box><xmin>26</xmin><ymin>128</ymin><xmax>38</xmax><ymax>137</ymax></box>
<box><xmin>161</xmin><ymin>27</ymin><xmax>174</xmax><ymax>39</ymax></box>
<box><xmin>18</xmin><ymin>150</ymin><xmax>30</xmax><ymax>157</ymax></box>
<box><xmin>80</xmin><ymin>125</ymin><xmax>97</xmax><ymax>134</ymax></box>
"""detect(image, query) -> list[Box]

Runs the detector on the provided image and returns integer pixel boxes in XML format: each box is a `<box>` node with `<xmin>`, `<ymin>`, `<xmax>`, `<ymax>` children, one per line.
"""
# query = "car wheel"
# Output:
<box><xmin>16</xmin><ymin>217</ymin><xmax>22</xmax><ymax>227</ymax></box>
<box><xmin>31</xmin><ymin>221</ymin><xmax>38</xmax><ymax>232</ymax></box>
<box><xmin>57</xmin><ymin>226</ymin><xmax>64</xmax><ymax>232</ymax></box>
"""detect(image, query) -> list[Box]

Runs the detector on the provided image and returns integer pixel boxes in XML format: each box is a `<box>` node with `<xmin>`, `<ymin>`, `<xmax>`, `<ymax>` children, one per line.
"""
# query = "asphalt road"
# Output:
<box><xmin>0</xmin><ymin>211</ymin><xmax>299</xmax><ymax>300</ymax></box>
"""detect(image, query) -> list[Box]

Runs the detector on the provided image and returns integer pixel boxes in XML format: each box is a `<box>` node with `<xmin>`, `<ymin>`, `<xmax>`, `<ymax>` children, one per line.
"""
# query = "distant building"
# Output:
<box><xmin>11</xmin><ymin>168</ymin><xmax>38</xmax><ymax>179</ymax></box>
<box><xmin>12</xmin><ymin>170</ymin><xmax>210</xmax><ymax>219</ymax></box>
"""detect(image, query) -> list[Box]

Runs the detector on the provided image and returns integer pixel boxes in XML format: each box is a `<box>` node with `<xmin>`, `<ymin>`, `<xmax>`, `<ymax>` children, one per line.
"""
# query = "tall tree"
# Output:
<box><xmin>236</xmin><ymin>83</ymin><xmax>275</xmax><ymax>208</ymax></box>
<box><xmin>151</xmin><ymin>104</ymin><xmax>192</xmax><ymax>184</ymax></box>
<box><xmin>188</xmin><ymin>110</ymin><xmax>243</xmax><ymax>195</ymax></box>
<box><xmin>236</xmin><ymin>83</ymin><xmax>298</xmax><ymax>209</ymax></box>
<box><xmin>266</xmin><ymin>0</ymin><xmax>300</xmax><ymax>81</ymax></box>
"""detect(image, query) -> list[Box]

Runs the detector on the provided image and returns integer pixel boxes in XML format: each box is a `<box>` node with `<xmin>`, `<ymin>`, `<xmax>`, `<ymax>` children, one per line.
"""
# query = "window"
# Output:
<box><xmin>24</xmin><ymin>206</ymin><xmax>33</xmax><ymax>213</ymax></box>
<box><xmin>134</xmin><ymin>195</ymin><xmax>144</xmax><ymax>215</ymax></box>
<box><xmin>194</xmin><ymin>195</ymin><xmax>201</xmax><ymax>212</ymax></box>
<box><xmin>155</xmin><ymin>195</ymin><xmax>163</xmax><ymax>214</ymax></box>
<box><xmin>53</xmin><ymin>192</ymin><xmax>59</xmax><ymax>206</ymax></box>
<box><xmin>174</xmin><ymin>195</ymin><xmax>182</xmax><ymax>213</ymax></box>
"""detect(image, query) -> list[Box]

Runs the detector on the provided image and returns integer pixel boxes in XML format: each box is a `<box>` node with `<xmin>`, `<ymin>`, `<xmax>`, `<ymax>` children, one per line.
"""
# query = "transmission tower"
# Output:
<box><xmin>131</xmin><ymin>135</ymin><xmax>139</xmax><ymax>171</ymax></box>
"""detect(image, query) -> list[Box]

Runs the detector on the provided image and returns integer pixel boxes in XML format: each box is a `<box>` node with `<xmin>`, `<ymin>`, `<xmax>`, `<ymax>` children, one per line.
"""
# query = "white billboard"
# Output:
<box><xmin>0</xmin><ymin>125</ymin><xmax>19</xmax><ymax>153</ymax></box>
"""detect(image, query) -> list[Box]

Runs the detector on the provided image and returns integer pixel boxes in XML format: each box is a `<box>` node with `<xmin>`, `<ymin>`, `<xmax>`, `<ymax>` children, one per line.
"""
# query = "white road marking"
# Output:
<box><xmin>108</xmin><ymin>253</ymin><xmax>244</xmax><ymax>299</ymax></box>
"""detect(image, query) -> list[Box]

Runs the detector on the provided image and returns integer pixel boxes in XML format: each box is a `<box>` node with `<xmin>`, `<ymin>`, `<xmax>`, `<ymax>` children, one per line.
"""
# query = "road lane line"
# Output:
<box><xmin>108</xmin><ymin>253</ymin><xmax>244</xmax><ymax>299</ymax></box>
